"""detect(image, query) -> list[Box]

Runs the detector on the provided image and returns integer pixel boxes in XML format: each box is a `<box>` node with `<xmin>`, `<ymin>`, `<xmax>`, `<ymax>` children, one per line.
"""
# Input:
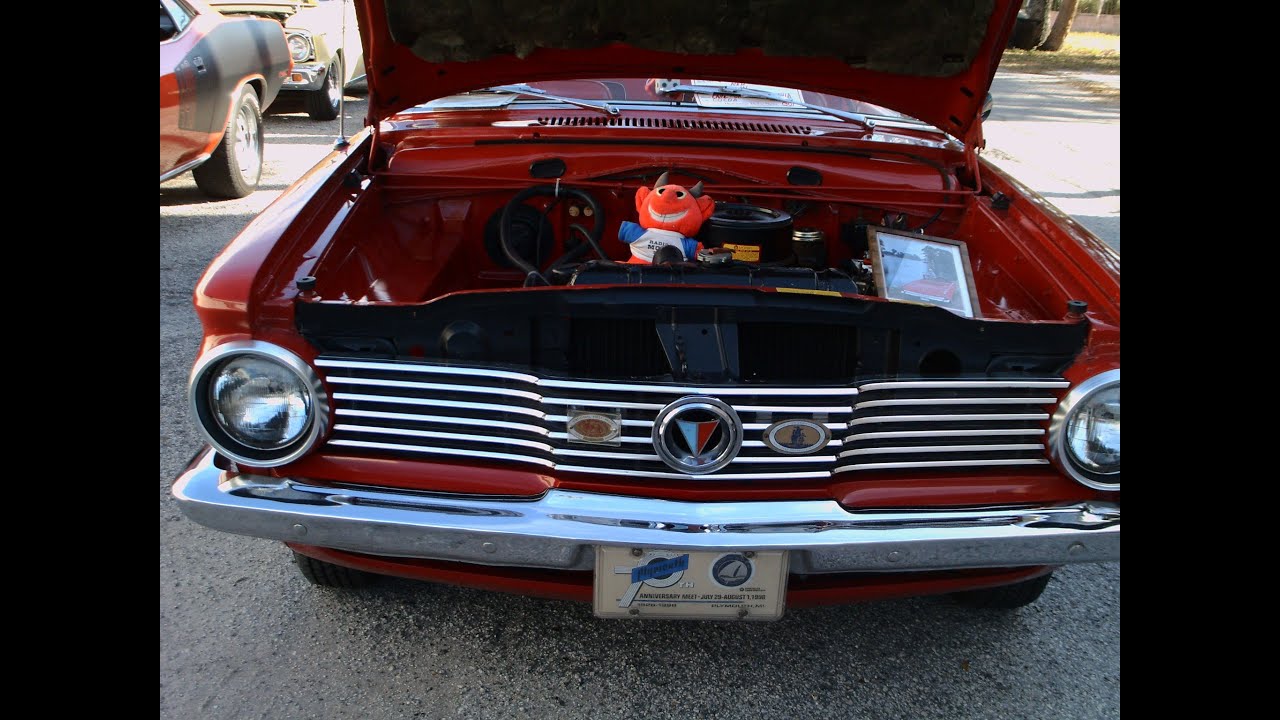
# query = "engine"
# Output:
<box><xmin>494</xmin><ymin>185</ymin><xmax>873</xmax><ymax>294</ymax></box>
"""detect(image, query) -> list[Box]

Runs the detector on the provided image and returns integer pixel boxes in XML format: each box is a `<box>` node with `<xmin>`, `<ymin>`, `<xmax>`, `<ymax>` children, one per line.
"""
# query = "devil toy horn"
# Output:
<box><xmin>689</xmin><ymin>181</ymin><xmax>704</xmax><ymax>198</ymax></box>
<box><xmin>654</xmin><ymin>171</ymin><xmax>670</xmax><ymax>189</ymax></box>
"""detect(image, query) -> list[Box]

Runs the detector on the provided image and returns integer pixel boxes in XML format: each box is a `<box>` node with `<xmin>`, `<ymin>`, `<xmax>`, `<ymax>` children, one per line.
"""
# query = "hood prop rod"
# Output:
<box><xmin>334</xmin><ymin>3</ymin><xmax>349</xmax><ymax>149</ymax></box>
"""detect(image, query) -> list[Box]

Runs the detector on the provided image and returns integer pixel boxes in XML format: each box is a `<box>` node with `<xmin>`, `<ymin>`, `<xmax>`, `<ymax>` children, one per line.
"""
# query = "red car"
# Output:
<box><xmin>173</xmin><ymin>0</ymin><xmax>1118</xmax><ymax>619</ymax></box>
<box><xmin>159</xmin><ymin>0</ymin><xmax>291</xmax><ymax>197</ymax></box>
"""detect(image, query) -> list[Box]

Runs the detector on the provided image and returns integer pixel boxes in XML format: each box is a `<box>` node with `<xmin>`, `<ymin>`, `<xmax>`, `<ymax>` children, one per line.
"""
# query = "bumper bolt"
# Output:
<box><xmin>887</xmin><ymin>551</ymin><xmax>903</xmax><ymax>563</ymax></box>
<box><xmin>631</xmin><ymin>548</ymin><xmax>643</xmax><ymax>557</ymax></box>
<box><xmin>482</xmin><ymin>542</ymin><xmax>496</xmax><ymax>554</ymax></box>
<box><xmin>291</xmin><ymin>524</ymin><xmax>307</xmax><ymax>536</ymax></box>
<box><xmin>744</xmin><ymin>551</ymin><xmax>755</xmax><ymax>559</ymax></box>
<box><xmin>1068</xmin><ymin>542</ymin><xmax>1085</xmax><ymax>556</ymax></box>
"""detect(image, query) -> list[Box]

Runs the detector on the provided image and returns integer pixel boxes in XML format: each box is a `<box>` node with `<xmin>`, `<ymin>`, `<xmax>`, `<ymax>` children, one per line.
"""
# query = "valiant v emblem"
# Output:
<box><xmin>676</xmin><ymin>418</ymin><xmax>721</xmax><ymax>457</ymax></box>
<box><xmin>652</xmin><ymin>397</ymin><xmax>743</xmax><ymax>474</ymax></box>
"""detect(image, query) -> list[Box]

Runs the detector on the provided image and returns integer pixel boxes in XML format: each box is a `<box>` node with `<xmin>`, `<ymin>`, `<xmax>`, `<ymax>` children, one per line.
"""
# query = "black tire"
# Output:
<box><xmin>950</xmin><ymin>572</ymin><xmax>1052</xmax><ymax>609</ymax></box>
<box><xmin>293</xmin><ymin>551</ymin><xmax>376</xmax><ymax>588</ymax></box>
<box><xmin>305</xmin><ymin>56</ymin><xmax>343</xmax><ymax>121</ymax></box>
<box><xmin>193</xmin><ymin>85</ymin><xmax>263</xmax><ymax>198</ymax></box>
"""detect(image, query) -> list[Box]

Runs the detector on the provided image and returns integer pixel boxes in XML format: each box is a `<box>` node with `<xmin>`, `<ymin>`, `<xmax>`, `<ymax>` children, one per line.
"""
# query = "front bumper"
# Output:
<box><xmin>172</xmin><ymin>448</ymin><xmax>1119</xmax><ymax>573</ymax></box>
<box><xmin>282</xmin><ymin>62</ymin><xmax>326</xmax><ymax>91</ymax></box>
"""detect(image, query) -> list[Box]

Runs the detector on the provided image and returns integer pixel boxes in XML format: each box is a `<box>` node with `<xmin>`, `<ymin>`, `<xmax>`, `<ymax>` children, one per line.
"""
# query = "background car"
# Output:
<box><xmin>159</xmin><ymin>0</ymin><xmax>290</xmax><ymax>197</ymax></box>
<box><xmin>210</xmin><ymin>0</ymin><xmax>366</xmax><ymax>120</ymax></box>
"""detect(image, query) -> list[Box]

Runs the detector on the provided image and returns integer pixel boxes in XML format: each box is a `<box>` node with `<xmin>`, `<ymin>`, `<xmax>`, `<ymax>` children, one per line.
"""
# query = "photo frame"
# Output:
<box><xmin>867</xmin><ymin>227</ymin><xmax>981</xmax><ymax>319</ymax></box>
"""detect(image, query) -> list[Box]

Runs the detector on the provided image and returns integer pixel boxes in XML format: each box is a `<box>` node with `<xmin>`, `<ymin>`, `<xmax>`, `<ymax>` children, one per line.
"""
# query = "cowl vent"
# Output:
<box><xmin>536</xmin><ymin>116</ymin><xmax>813</xmax><ymax>135</ymax></box>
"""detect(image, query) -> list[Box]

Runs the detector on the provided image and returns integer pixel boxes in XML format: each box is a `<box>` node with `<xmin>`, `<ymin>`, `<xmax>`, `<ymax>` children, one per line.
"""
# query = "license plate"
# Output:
<box><xmin>593</xmin><ymin>546</ymin><xmax>789</xmax><ymax>620</ymax></box>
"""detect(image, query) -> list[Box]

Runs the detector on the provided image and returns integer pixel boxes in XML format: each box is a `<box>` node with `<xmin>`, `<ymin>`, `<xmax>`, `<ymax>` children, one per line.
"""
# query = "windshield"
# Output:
<box><xmin>423</xmin><ymin>77</ymin><xmax>929</xmax><ymax>127</ymax></box>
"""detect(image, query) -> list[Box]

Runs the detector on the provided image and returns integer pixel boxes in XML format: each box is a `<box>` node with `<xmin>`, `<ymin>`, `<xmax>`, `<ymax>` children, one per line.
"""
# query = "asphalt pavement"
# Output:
<box><xmin>160</xmin><ymin>72</ymin><xmax>1120</xmax><ymax>719</ymax></box>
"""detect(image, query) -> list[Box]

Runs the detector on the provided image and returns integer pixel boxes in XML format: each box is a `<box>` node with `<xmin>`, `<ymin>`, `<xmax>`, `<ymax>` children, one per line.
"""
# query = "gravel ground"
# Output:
<box><xmin>161</xmin><ymin>74</ymin><xmax>1119</xmax><ymax>719</ymax></box>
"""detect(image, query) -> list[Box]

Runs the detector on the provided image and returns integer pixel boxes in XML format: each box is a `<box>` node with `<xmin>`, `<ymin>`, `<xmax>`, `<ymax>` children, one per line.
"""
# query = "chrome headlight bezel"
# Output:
<box><xmin>286</xmin><ymin>31</ymin><xmax>314</xmax><ymax>63</ymax></box>
<box><xmin>1049</xmin><ymin>369</ymin><xmax>1119</xmax><ymax>490</ymax></box>
<box><xmin>189</xmin><ymin>341</ymin><xmax>329</xmax><ymax>467</ymax></box>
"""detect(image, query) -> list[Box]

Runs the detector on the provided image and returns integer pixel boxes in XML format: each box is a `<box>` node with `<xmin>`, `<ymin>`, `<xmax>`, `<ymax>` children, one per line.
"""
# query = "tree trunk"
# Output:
<box><xmin>1009</xmin><ymin>0</ymin><xmax>1051</xmax><ymax>50</ymax></box>
<box><xmin>1041</xmin><ymin>0</ymin><xmax>1080</xmax><ymax>52</ymax></box>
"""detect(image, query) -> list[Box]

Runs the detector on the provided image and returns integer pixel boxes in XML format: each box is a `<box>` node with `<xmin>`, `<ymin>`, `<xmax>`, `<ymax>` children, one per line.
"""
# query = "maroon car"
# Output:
<box><xmin>159</xmin><ymin>0</ymin><xmax>290</xmax><ymax>197</ymax></box>
<box><xmin>172</xmin><ymin>0</ymin><xmax>1119</xmax><ymax>620</ymax></box>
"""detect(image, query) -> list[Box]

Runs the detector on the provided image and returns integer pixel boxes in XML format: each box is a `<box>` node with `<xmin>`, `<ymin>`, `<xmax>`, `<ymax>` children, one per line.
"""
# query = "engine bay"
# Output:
<box><xmin>302</xmin><ymin>166</ymin><xmax>1045</xmax><ymax>314</ymax></box>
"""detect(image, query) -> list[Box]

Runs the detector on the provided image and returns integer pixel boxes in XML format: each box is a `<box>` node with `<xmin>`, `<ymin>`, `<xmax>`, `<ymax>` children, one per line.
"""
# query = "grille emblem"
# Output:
<box><xmin>762</xmin><ymin>419</ymin><xmax>831</xmax><ymax>455</ymax></box>
<box><xmin>676</xmin><ymin>418</ymin><xmax>720</xmax><ymax>457</ymax></box>
<box><xmin>652</xmin><ymin>396</ymin><xmax>743</xmax><ymax>474</ymax></box>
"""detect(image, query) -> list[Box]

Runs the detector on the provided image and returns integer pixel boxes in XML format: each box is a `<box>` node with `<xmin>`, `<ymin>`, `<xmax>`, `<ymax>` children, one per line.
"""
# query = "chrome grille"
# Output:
<box><xmin>317</xmin><ymin>358</ymin><xmax>1066</xmax><ymax>479</ymax></box>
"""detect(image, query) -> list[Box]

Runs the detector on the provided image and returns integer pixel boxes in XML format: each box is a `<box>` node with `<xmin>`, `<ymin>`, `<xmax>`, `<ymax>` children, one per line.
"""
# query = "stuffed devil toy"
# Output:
<box><xmin>619</xmin><ymin>172</ymin><xmax>715</xmax><ymax>263</ymax></box>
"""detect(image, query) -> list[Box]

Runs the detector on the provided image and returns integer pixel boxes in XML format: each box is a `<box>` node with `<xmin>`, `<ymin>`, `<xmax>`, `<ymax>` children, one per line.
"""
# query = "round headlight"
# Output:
<box><xmin>190</xmin><ymin>341</ymin><xmax>328</xmax><ymax>467</ymax></box>
<box><xmin>1051</xmin><ymin>369</ymin><xmax>1119</xmax><ymax>490</ymax></box>
<box><xmin>210</xmin><ymin>356</ymin><xmax>311</xmax><ymax>448</ymax></box>
<box><xmin>287</xmin><ymin>33</ymin><xmax>312</xmax><ymax>62</ymax></box>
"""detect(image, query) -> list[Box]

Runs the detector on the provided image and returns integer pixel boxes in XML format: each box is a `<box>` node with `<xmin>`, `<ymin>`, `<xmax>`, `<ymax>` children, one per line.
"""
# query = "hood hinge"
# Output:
<box><xmin>963</xmin><ymin>122</ymin><xmax>985</xmax><ymax>194</ymax></box>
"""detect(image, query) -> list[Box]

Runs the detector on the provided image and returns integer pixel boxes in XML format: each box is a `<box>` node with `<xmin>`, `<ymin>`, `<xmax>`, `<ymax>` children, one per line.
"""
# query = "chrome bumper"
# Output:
<box><xmin>172</xmin><ymin>449</ymin><xmax>1119</xmax><ymax>573</ymax></box>
<box><xmin>282</xmin><ymin>62</ymin><xmax>326</xmax><ymax>91</ymax></box>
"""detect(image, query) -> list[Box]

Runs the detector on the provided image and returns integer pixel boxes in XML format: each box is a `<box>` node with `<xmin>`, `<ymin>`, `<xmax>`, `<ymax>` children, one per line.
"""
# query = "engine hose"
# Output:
<box><xmin>570</xmin><ymin>222</ymin><xmax>616</xmax><ymax>264</ymax></box>
<box><xmin>500</xmin><ymin>185</ymin><xmax>606</xmax><ymax>284</ymax></box>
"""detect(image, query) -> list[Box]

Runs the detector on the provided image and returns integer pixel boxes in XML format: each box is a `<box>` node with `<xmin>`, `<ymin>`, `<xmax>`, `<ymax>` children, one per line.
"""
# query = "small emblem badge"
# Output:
<box><xmin>711</xmin><ymin>553</ymin><xmax>754</xmax><ymax>588</ymax></box>
<box><xmin>567</xmin><ymin>410</ymin><xmax>622</xmax><ymax>445</ymax></box>
<box><xmin>762</xmin><ymin>419</ymin><xmax>831</xmax><ymax>455</ymax></box>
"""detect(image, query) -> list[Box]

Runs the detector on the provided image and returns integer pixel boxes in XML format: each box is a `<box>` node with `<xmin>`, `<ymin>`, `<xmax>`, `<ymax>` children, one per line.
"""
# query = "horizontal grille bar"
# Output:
<box><xmin>318</xmin><ymin>357</ymin><xmax>1066</xmax><ymax>480</ymax></box>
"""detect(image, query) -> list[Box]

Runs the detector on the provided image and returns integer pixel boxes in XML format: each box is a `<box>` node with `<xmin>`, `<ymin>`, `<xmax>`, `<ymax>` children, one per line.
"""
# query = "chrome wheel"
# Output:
<box><xmin>234</xmin><ymin>103</ymin><xmax>261</xmax><ymax>183</ymax></box>
<box><xmin>326</xmin><ymin>62</ymin><xmax>341</xmax><ymax>108</ymax></box>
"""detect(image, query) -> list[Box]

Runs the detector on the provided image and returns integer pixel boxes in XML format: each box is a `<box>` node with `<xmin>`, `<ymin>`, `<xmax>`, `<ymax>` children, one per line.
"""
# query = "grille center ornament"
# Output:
<box><xmin>652</xmin><ymin>396</ymin><xmax>743</xmax><ymax>474</ymax></box>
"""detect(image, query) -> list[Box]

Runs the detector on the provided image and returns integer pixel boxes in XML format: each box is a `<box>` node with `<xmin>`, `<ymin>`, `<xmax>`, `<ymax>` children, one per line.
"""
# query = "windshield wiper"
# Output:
<box><xmin>652</xmin><ymin>79</ymin><xmax>874</xmax><ymax>129</ymax></box>
<box><xmin>482</xmin><ymin>83</ymin><xmax>621</xmax><ymax>117</ymax></box>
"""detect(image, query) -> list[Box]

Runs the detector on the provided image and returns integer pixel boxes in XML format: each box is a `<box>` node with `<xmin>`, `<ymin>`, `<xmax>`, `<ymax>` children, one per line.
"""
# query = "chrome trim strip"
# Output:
<box><xmin>745</xmin><ymin>438</ymin><xmax>842</xmax><ymax>448</ymax></box>
<box><xmin>316</xmin><ymin>358</ymin><xmax>541</xmax><ymax>384</ymax></box>
<box><xmin>328</xmin><ymin>439</ymin><xmax>556</xmax><ymax>467</ymax></box>
<box><xmin>544</xmin><ymin>435</ymin><xmax>842</xmax><ymax>448</ymax></box>
<box><xmin>541</xmin><ymin>397</ymin><xmax>667</xmax><ymax>410</ymax></box>
<box><xmin>336</xmin><ymin>408</ymin><xmax>548</xmax><ymax>436</ymax></box>
<box><xmin>547</xmin><ymin>416</ymin><xmax>654</xmax><ymax>428</ymax></box>
<box><xmin>858</xmin><ymin>380</ymin><xmax>1070</xmax><ymax>392</ymax></box>
<box><xmin>318</xmin><ymin>358</ymin><xmax>862</xmax><ymax>398</ymax></box>
<box><xmin>838</xmin><ymin>444</ymin><xmax>1046</xmax><ymax>458</ymax></box>
<box><xmin>548</xmin><ymin>432</ymin><xmax>653</xmax><ymax>444</ymax></box>
<box><xmin>160</xmin><ymin>154</ymin><xmax>212</xmax><ymax>183</ymax></box>
<box><xmin>174</xmin><ymin>448</ymin><xmax>1120</xmax><ymax>572</ymax></box>
<box><xmin>847</xmin><ymin>413</ymin><xmax>1049</xmax><ymax>426</ymax></box>
<box><xmin>541</xmin><ymin>380</ymin><xmax>858</xmax><ymax>397</ymax></box>
<box><xmin>1048</xmin><ymin>369</ymin><xmax>1120</xmax><ymax>491</ymax></box>
<box><xmin>333</xmin><ymin>425</ymin><xmax>553</xmax><ymax>452</ymax></box>
<box><xmin>325</xmin><ymin>376</ymin><xmax>543</xmax><ymax>401</ymax></box>
<box><xmin>851</xmin><ymin>429</ymin><xmax>1044</xmax><ymax>440</ymax></box>
<box><xmin>332</xmin><ymin>393</ymin><xmax>546</xmax><ymax>418</ymax></box>
<box><xmin>731</xmin><ymin>455</ymin><xmax>836</xmax><ymax>464</ymax></box>
<box><xmin>732</xmin><ymin>404</ymin><xmax>853</xmax><ymax>414</ymax></box>
<box><xmin>553</xmin><ymin>448</ymin><xmax>663</xmax><ymax>461</ymax></box>
<box><xmin>554</xmin><ymin>466</ymin><xmax>833</xmax><ymax>480</ymax></box>
<box><xmin>854</xmin><ymin>397</ymin><xmax>1056</xmax><ymax>409</ymax></box>
<box><xmin>745</xmin><ymin>422</ymin><xmax>848</xmax><ymax>431</ymax></box>
<box><xmin>834</xmin><ymin>458</ymin><xmax>1050</xmax><ymax>472</ymax></box>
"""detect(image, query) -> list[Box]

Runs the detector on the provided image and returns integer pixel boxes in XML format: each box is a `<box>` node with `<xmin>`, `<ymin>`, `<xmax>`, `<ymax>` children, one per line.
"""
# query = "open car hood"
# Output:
<box><xmin>354</xmin><ymin>0</ymin><xmax>1018</xmax><ymax>140</ymax></box>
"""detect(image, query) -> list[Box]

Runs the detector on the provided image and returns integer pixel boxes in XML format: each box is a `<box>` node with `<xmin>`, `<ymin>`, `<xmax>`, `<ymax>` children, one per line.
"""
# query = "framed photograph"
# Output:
<box><xmin>867</xmin><ymin>227</ymin><xmax>981</xmax><ymax>319</ymax></box>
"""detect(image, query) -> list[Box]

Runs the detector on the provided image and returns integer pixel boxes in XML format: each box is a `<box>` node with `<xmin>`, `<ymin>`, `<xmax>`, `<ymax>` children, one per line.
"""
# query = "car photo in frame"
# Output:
<box><xmin>868</xmin><ymin>227</ymin><xmax>981</xmax><ymax>318</ymax></box>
